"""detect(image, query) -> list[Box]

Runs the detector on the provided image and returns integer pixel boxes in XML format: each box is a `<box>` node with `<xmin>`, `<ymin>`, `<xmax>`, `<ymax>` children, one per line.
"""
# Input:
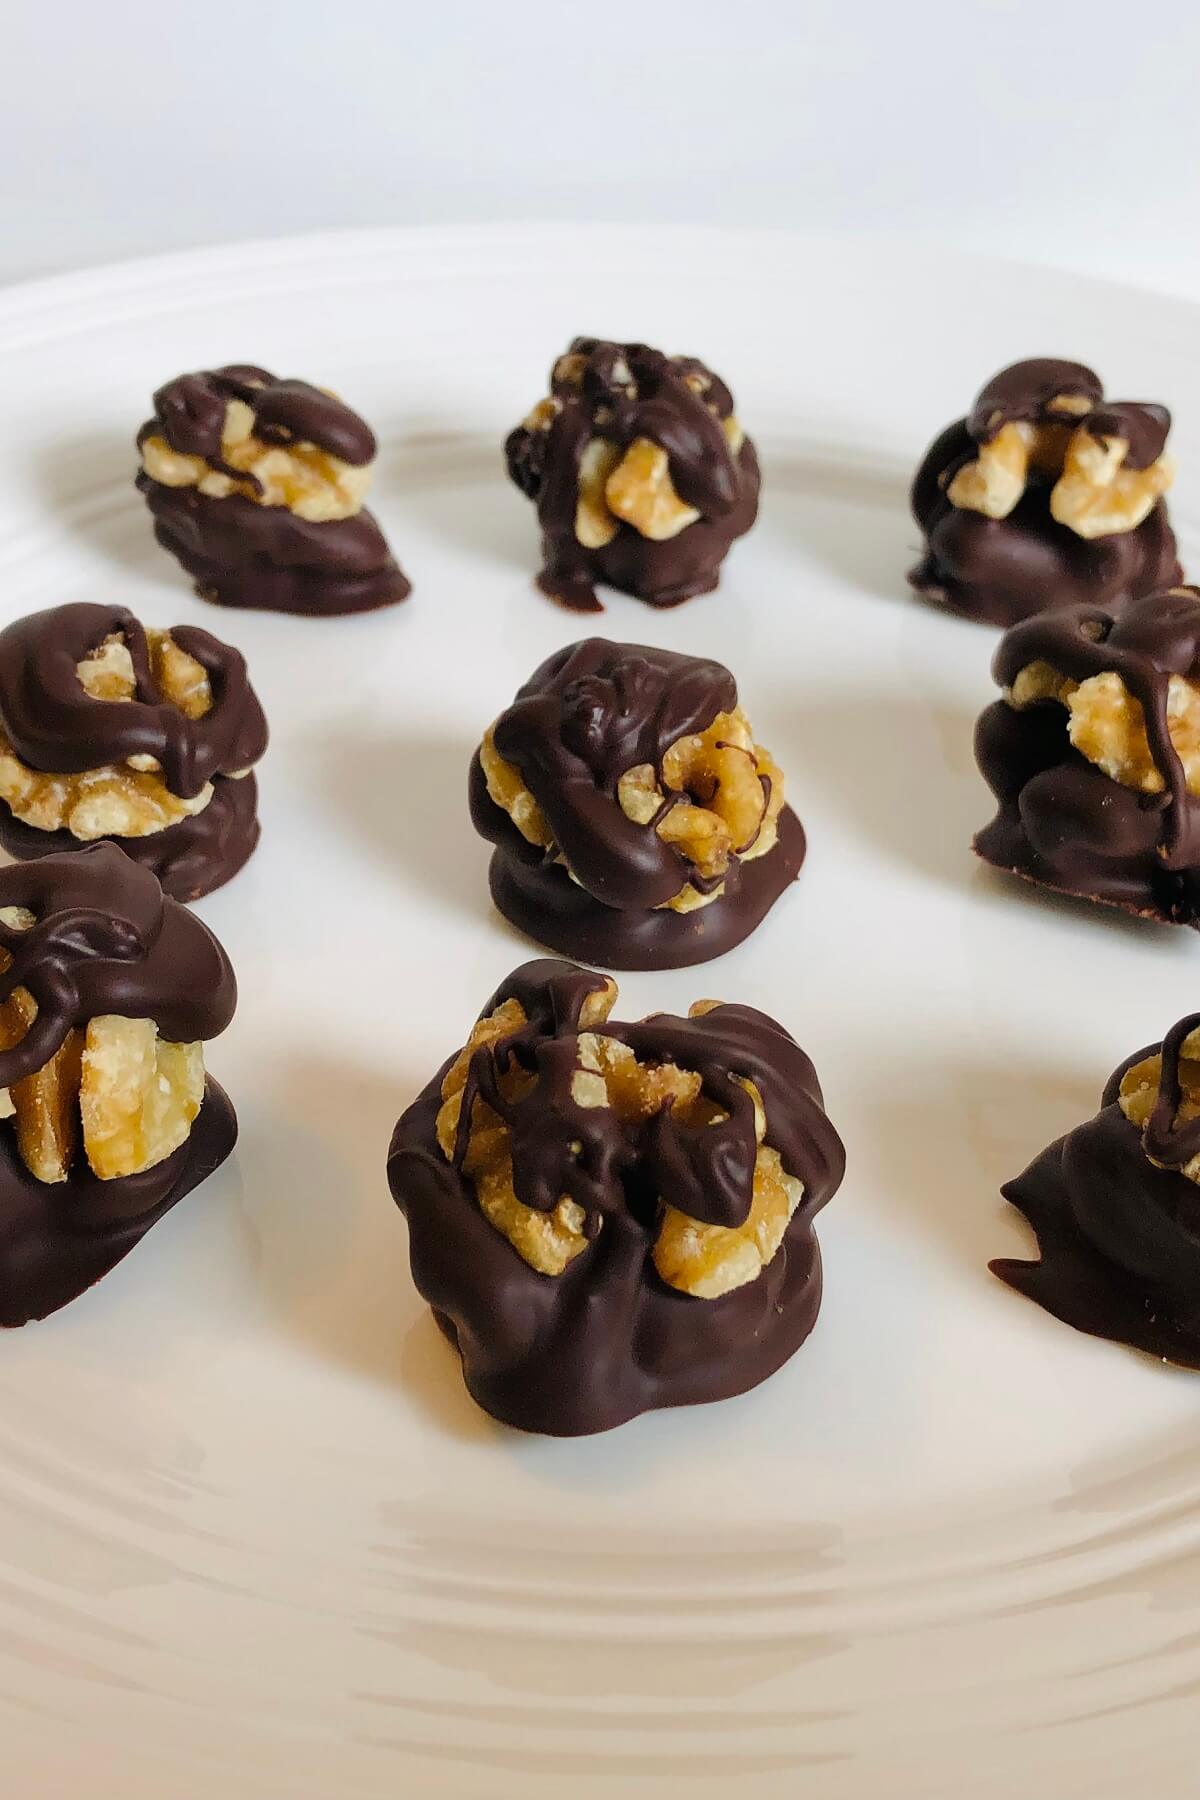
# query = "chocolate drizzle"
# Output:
<box><xmin>993</xmin><ymin>1027</ymin><xmax>1200</xmax><ymax>1366</ymax></box>
<box><xmin>505</xmin><ymin>338</ymin><xmax>759</xmax><ymax>611</ymax></box>
<box><xmin>472</xmin><ymin>641</ymin><xmax>803</xmax><ymax>967</ymax></box>
<box><xmin>0</xmin><ymin>844</ymin><xmax>235</xmax><ymax>1088</ymax></box>
<box><xmin>388</xmin><ymin>959</ymin><xmax>846</xmax><ymax>1434</ymax></box>
<box><xmin>137</xmin><ymin>364</ymin><xmax>410</xmax><ymax>616</ymax></box>
<box><xmin>974</xmin><ymin>587</ymin><xmax>1200</xmax><ymax>923</ymax></box>
<box><xmin>0</xmin><ymin>603</ymin><xmax>267</xmax><ymax>799</ymax></box>
<box><xmin>910</xmin><ymin>358</ymin><xmax>1180</xmax><ymax>627</ymax></box>
<box><xmin>141</xmin><ymin>365</ymin><xmax>377</xmax><ymax>467</ymax></box>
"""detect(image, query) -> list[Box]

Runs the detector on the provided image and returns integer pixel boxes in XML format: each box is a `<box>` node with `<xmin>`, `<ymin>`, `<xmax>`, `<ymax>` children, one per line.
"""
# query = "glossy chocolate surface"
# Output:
<box><xmin>974</xmin><ymin>588</ymin><xmax>1200</xmax><ymax>925</ymax></box>
<box><xmin>0</xmin><ymin>602</ymin><xmax>266</xmax><ymax>896</ymax></box>
<box><xmin>472</xmin><ymin>640</ymin><xmax>802</xmax><ymax>967</ymax></box>
<box><xmin>909</xmin><ymin>358</ymin><xmax>1180</xmax><ymax>626</ymax></box>
<box><xmin>505</xmin><ymin>338</ymin><xmax>759</xmax><ymax>611</ymax></box>
<box><xmin>0</xmin><ymin>771</ymin><xmax>260</xmax><ymax>903</ymax></box>
<box><xmin>0</xmin><ymin>844</ymin><xmax>235</xmax><ymax>1086</ymax></box>
<box><xmin>137</xmin><ymin>365</ymin><xmax>410</xmax><ymax>616</ymax></box>
<box><xmin>0</xmin><ymin>1080</ymin><xmax>236</xmax><ymax>1328</ymax></box>
<box><xmin>388</xmin><ymin>959</ymin><xmax>846</xmax><ymax>1434</ymax></box>
<box><xmin>994</xmin><ymin>1026</ymin><xmax>1200</xmax><ymax>1364</ymax></box>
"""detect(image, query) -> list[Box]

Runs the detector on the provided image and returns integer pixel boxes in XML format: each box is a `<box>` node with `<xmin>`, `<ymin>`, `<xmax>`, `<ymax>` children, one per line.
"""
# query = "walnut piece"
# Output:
<box><xmin>574</xmin><ymin>438</ymin><xmax>623</xmax><ymax>549</ymax></box>
<box><xmin>1119</xmin><ymin>1030</ymin><xmax>1200</xmax><ymax>1183</ymax></box>
<box><xmin>604</xmin><ymin>438</ymin><xmax>701</xmax><ymax>542</ymax></box>
<box><xmin>947</xmin><ymin>409</ymin><xmax>1174</xmax><ymax>538</ymax></box>
<box><xmin>80</xmin><ymin>1017</ymin><xmax>205</xmax><ymax>1182</ymax></box>
<box><xmin>1050</xmin><ymin>428</ymin><xmax>1175</xmax><ymax>540</ymax></box>
<box><xmin>0</xmin><ymin>922</ymin><xmax>203</xmax><ymax>1183</ymax></box>
<box><xmin>1008</xmin><ymin>656</ymin><xmax>1200</xmax><ymax>798</ymax></box>
<box><xmin>438</xmin><ymin>991</ymin><xmax>803</xmax><ymax>1298</ymax></box>
<box><xmin>0</xmin><ymin>628</ymin><xmax>219</xmax><ymax>840</ymax></box>
<box><xmin>140</xmin><ymin>396</ymin><xmax>370</xmax><ymax>523</ymax></box>
<box><xmin>482</xmin><ymin>704</ymin><xmax>783</xmax><ymax>914</ymax></box>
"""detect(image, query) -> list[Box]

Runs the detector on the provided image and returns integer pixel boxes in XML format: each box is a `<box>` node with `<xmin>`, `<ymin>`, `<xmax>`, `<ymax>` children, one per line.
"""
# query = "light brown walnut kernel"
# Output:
<box><xmin>483</xmin><ymin>705</ymin><xmax>784</xmax><ymax>914</ymax></box>
<box><xmin>1119</xmin><ymin>1032</ymin><xmax>1200</xmax><ymax>1183</ymax></box>
<box><xmin>0</xmin><ymin>625</ymin><xmax>220</xmax><ymax>840</ymax></box>
<box><xmin>0</xmin><ymin>929</ymin><xmax>202</xmax><ymax>1183</ymax></box>
<box><xmin>947</xmin><ymin>421</ymin><xmax>1035</xmax><ymax>519</ymax></box>
<box><xmin>604</xmin><ymin>438</ymin><xmax>701</xmax><ymax>542</ymax></box>
<box><xmin>1050</xmin><ymin>428</ymin><xmax>1175</xmax><ymax>539</ymax></box>
<box><xmin>140</xmin><ymin>396</ymin><xmax>371</xmax><ymax>523</ymax></box>
<box><xmin>1008</xmin><ymin>660</ymin><xmax>1200</xmax><ymax>798</ymax></box>
<box><xmin>574</xmin><ymin>438</ymin><xmax>623</xmax><ymax>549</ymax></box>
<box><xmin>440</xmin><ymin>991</ymin><xmax>802</xmax><ymax>1298</ymax></box>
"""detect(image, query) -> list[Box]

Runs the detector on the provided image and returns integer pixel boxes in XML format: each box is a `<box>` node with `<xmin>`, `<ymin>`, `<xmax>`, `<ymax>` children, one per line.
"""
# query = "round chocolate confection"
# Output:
<box><xmin>137</xmin><ymin>364</ymin><xmax>410</xmax><ymax>616</ymax></box>
<box><xmin>0</xmin><ymin>843</ymin><xmax>238</xmax><ymax>1325</ymax></box>
<box><xmin>470</xmin><ymin>639</ymin><xmax>804</xmax><ymax>970</ymax></box>
<box><xmin>0</xmin><ymin>602</ymin><xmax>268</xmax><ymax>901</ymax></box>
<box><xmin>974</xmin><ymin>587</ymin><xmax>1200</xmax><ymax>926</ymax></box>
<box><xmin>994</xmin><ymin>1015</ymin><xmax>1200</xmax><ymax>1365</ymax></box>
<box><xmin>504</xmin><ymin>338</ymin><xmax>759</xmax><ymax>611</ymax></box>
<box><xmin>387</xmin><ymin>959</ymin><xmax>846</xmax><ymax>1434</ymax></box>
<box><xmin>909</xmin><ymin>358</ymin><xmax>1180</xmax><ymax>627</ymax></box>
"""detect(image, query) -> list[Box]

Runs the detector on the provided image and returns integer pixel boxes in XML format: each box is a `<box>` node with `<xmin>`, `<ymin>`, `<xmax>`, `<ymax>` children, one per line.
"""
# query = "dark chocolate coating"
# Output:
<box><xmin>472</xmin><ymin>640</ymin><xmax>802</xmax><ymax>966</ymax></box>
<box><xmin>387</xmin><ymin>959</ymin><xmax>846</xmax><ymax>1434</ymax></box>
<box><xmin>137</xmin><ymin>364</ymin><xmax>410</xmax><ymax>617</ymax></box>
<box><xmin>0</xmin><ymin>602</ymin><xmax>265</xmax><ymax>897</ymax></box>
<box><xmin>0</xmin><ymin>844</ymin><xmax>235</xmax><ymax>1087</ymax></box>
<box><xmin>909</xmin><ymin>358</ymin><xmax>1180</xmax><ymax>627</ymax></box>
<box><xmin>505</xmin><ymin>338</ymin><xmax>759</xmax><ymax>611</ymax></box>
<box><xmin>0</xmin><ymin>603</ymin><xmax>266</xmax><ymax>798</ymax></box>
<box><xmin>993</xmin><ymin>1027</ymin><xmax>1200</xmax><ymax>1364</ymax></box>
<box><xmin>974</xmin><ymin>588</ymin><xmax>1200</xmax><ymax>925</ymax></box>
<box><xmin>0</xmin><ymin>1080</ymin><xmax>236</xmax><ymax>1328</ymax></box>
<box><xmin>0</xmin><ymin>771</ymin><xmax>260</xmax><ymax>904</ymax></box>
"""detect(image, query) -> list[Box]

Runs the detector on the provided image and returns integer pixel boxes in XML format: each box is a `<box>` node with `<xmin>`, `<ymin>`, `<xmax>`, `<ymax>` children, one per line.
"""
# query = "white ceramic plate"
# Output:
<box><xmin>0</xmin><ymin>225</ymin><xmax>1198</xmax><ymax>1798</ymax></box>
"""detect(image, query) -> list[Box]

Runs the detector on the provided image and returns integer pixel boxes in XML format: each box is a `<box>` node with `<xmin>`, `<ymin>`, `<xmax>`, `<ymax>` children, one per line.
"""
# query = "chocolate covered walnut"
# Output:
<box><xmin>137</xmin><ymin>364</ymin><xmax>411</xmax><ymax>615</ymax></box>
<box><xmin>470</xmin><ymin>641</ymin><xmax>803</xmax><ymax>969</ymax></box>
<box><xmin>388</xmin><ymin>960</ymin><xmax>845</xmax><ymax>1434</ymax></box>
<box><xmin>910</xmin><ymin>358</ymin><xmax>1180</xmax><ymax>626</ymax></box>
<box><xmin>505</xmin><ymin>338</ymin><xmax>759</xmax><ymax>611</ymax></box>
<box><xmin>0</xmin><ymin>603</ymin><xmax>267</xmax><ymax>902</ymax></box>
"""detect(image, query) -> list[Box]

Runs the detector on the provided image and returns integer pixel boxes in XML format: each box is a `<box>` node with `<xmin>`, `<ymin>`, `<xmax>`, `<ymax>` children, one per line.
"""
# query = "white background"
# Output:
<box><xmin>5</xmin><ymin>0</ymin><xmax>1200</xmax><ymax>296</ymax></box>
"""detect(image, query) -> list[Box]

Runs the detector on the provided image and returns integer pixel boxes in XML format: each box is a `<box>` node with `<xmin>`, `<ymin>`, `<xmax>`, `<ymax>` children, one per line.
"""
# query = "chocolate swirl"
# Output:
<box><xmin>994</xmin><ymin>1023</ymin><xmax>1200</xmax><ymax>1365</ymax></box>
<box><xmin>140</xmin><ymin>364</ymin><xmax>376</xmax><ymax>469</ymax></box>
<box><xmin>505</xmin><ymin>338</ymin><xmax>759</xmax><ymax>611</ymax></box>
<box><xmin>388</xmin><ymin>959</ymin><xmax>846</xmax><ymax>1434</ymax></box>
<box><xmin>469</xmin><ymin>641</ymin><xmax>804</xmax><ymax>968</ymax></box>
<box><xmin>0</xmin><ymin>602</ymin><xmax>267</xmax><ymax>800</ymax></box>
<box><xmin>0</xmin><ymin>844</ymin><xmax>235</xmax><ymax>1088</ymax></box>
<box><xmin>137</xmin><ymin>364</ymin><xmax>410</xmax><ymax>617</ymax></box>
<box><xmin>909</xmin><ymin>357</ymin><xmax>1180</xmax><ymax>627</ymax></box>
<box><xmin>975</xmin><ymin>588</ymin><xmax>1200</xmax><ymax>922</ymax></box>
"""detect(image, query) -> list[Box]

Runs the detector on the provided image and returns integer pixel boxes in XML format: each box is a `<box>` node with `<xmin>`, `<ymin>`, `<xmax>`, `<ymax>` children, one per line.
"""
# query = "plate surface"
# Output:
<box><xmin>0</xmin><ymin>225</ymin><xmax>1198</xmax><ymax>1798</ymax></box>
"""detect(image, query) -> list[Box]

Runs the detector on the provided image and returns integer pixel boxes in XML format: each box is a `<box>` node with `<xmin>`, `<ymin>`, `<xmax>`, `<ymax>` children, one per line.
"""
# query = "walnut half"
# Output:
<box><xmin>438</xmin><ymin>991</ymin><xmax>802</xmax><ymax>1299</ymax></box>
<box><xmin>0</xmin><ymin>925</ymin><xmax>204</xmax><ymax>1185</ymax></box>
<box><xmin>1119</xmin><ymin>1030</ymin><xmax>1200</xmax><ymax>1184</ymax></box>
<box><xmin>141</xmin><ymin>396</ymin><xmax>370</xmax><ymax>523</ymax></box>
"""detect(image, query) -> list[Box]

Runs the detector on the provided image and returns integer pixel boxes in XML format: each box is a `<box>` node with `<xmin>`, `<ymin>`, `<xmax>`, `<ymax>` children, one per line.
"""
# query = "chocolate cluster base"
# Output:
<box><xmin>0</xmin><ymin>1080</ymin><xmax>236</xmax><ymax>1327</ymax></box>
<box><xmin>909</xmin><ymin>423</ymin><xmax>1181</xmax><ymax>629</ymax></box>
<box><xmin>138</xmin><ymin>476</ymin><xmax>410</xmax><ymax>616</ymax></box>
<box><xmin>388</xmin><ymin>1074</ymin><xmax>823</xmax><ymax>1435</ymax></box>
<box><xmin>0</xmin><ymin>773</ymin><xmax>261</xmax><ymax>904</ymax></box>
<box><xmin>537</xmin><ymin>443</ymin><xmax>761</xmax><ymax>613</ymax></box>
<box><xmin>993</xmin><ymin>1058</ymin><xmax>1200</xmax><ymax>1365</ymax></box>
<box><xmin>972</xmin><ymin>699</ymin><xmax>1198</xmax><ymax>927</ymax></box>
<box><xmin>470</xmin><ymin>753</ymin><xmax>804</xmax><ymax>970</ymax></box>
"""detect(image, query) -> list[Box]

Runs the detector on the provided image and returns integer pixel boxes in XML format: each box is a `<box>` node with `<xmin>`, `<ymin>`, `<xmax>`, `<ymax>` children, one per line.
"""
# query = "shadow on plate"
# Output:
<box><xmin>31</xmin><ymin>429</ymin><xmax>165</xmax><ymax>581</ymax></box>
<box><xmin>862</xmin><ymin>1053</ymin><xmax>1098</xmax><ymax>1278</ymax></box>
<box><xmin>373</xmin><ymin>428</ymin><xmax>535</xmax><ymax>577</ymax></box>
<box><xmin>784</xmin><ymin>688</ymin><xmax>982</xmax><ymax>891</ymax></box>
<box><xmin>303</xmin><ymin>725</ymin><xmax>491</xmax><ymax>919</ymax></box>
<box><xmin>764</xmin><ymin>443</ymin><xmax>916</xmax><ymax>601</ymax></box>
